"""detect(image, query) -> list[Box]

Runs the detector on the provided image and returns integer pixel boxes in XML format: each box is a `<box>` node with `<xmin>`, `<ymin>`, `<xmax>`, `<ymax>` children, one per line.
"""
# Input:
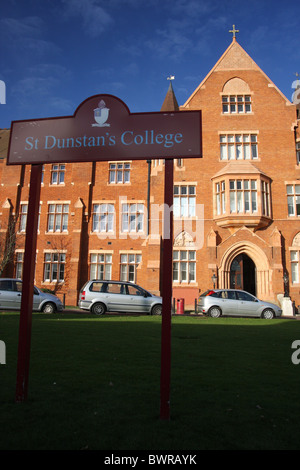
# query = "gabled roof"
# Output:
<box><xmin>182</xmin><ymin>39</ymin><xmax>291</xmax><ymax>108</ymax></box>
<box><xmin>161</xmin><ymin>81</ymin><xmax>179</xmax><ymax>112</ymax></box>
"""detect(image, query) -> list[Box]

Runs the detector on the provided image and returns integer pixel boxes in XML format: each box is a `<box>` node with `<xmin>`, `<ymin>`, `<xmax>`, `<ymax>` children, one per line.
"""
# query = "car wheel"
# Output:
<box><xmin>42</xmin><ymin>302</ymin><xmax>56</xmax><ymax>314</ymax></box>
<box><xmin>151</xmin><ymin>304</ymin><xmax>162</xmax><ymax>315</ymax></box>
<box><xmin>91</xmin><ymin>302</ymin><xmax>106</xmax><ymax>315</ymax></box>
<box><xmin>209</xmin><ymin>306</ymin><xmax>221</xmax><ymax>318</ymax></box>
<box><xmin>262</xmin><ymin>308</ymin><xmax>274</xmax><ymax>319</ymax></box>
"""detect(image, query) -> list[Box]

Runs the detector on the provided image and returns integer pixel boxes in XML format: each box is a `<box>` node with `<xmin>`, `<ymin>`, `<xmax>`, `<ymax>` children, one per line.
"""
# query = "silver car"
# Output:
<box><xmin>78</xmin><ymin>280</ymin><xmax>162</xmax><ymax>315</ymax></box>
<box><xmin>198</xmin><ymin>289</ymin><xmax>282</xmax><ymax>319</ymax></box>
<box><xmin>0</xmin><ymin>278</ymin><xmax>64</xmax><ymax>313</ymax></box>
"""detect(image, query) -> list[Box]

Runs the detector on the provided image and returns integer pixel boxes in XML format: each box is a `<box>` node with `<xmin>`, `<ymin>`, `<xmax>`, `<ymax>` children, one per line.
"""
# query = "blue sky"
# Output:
<box><xmin>0</xmin><ymin>0</ymin><xmax>299</xmax><ymax>128</ymax></box>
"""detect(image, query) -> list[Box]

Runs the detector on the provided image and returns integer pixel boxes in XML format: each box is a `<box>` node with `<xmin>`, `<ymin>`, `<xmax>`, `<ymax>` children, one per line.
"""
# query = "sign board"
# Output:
<box><xmin>7</xmin><ymin>94</ymin><xmax>201</xmax><ymax>165</ymax></box>
<box><xmin>12</xmin><ymin>93</ymin><xmax>202</xmax><ymax>420</ymax></box>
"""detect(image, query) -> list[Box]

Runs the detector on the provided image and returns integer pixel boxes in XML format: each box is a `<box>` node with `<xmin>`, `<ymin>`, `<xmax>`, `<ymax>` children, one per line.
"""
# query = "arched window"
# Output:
<box><xmin>221</xmin><ymin>77</ymin><xmax>252</xmax><ymax>114</ymax></box>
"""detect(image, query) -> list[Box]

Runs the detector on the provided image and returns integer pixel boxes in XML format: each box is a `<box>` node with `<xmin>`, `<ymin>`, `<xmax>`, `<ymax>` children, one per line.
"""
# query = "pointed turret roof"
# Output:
<box><xmin>182</xmin><ymin>39</ymin><xmax>291</xmax><ymax>108</ymax></box>
<box><xmin>161</xmin><ymin>81</ymin><xmax>179</xmax><ymax>112</ymax></box>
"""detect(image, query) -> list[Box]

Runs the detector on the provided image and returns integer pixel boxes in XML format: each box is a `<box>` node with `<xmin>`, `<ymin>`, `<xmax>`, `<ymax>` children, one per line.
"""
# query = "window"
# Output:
<box><xmin>44</xmin><ymin>252</ymin><xmax>66</xmax><ymax>282</ymax></box>
<box><xmin>51</xmin><ymin>164</ymin><xmax>65</xmax><ymax>184</ymax></box>
<box><xmin>15</xmin><ymin>252</ymin><xmax>24</xmax><ymax>279</ymax></box>
<box><xmin>287</xmin><ymin>184</ymin><xmax>300</xmax><ymax>216</ymax></box>
<box><xmin>220</xmin><ymin>134</ymin><xmax>258</xmax><ymax>160</ymax></box>
<box><xmin>19</xmin><ymin>204</ymin><xmax>28</xmax><ymax>231</ymax></box>
<box><xmin>296</xmin><ymin>142</ymin><xmax>300</xmax><ymax>165</ymax></box>
<box><xmin>261</xmin><ymin>180</ymin><xmax>270</xmax><ymax>217</ymax></box>
<box><xmin>174</xmin><ymin>185</ymin><xmax>196</xmax><ymax>217</ymax></box>
<box><xmin>236</xmin><ymin>291</ymin><xmax>256</xmax><ymax>301</ymax></box>
<box><xmin>173</xmin><ymin>250</ymin><xmax>196</xmax><ymax>283</ymax></box>
<box><xmin>291</xmin><ymin>251</ymin><xmax>300</xmax><ymax>284</ymax></box>
<box><xmin>0</xmin><ymin>279</ymin><xmax>13</xmax><ymax>291</ymax></box>
<box><xmin>90</xmin><ymin>253</ymin><xmax>112</xmax><ymax>280</ymax></box>
<box><xmin>229</xmin><ymin>179</ymin><xmax>257</xmax><ymax>214</ymax></box>
<box><xmin>222</xmin><ymin>95</ymin><xmax>252</xmax><ymax>114</ymax></box>
<box><xmin>47</xmin><ymin>204</ymin><xmax>69</xmax><ymax>232</ymax></box>
<box><xmin>216</xmin><ymin>181</ymin><xmax>226</xmax><ymax>215</ymax></box>
<box><xmin>127</xmin><ymin>284</ymin><xmax>145</xmax><ymax>296</ymax></box>
<box><xmin>41</xmin><ymin>165</ymin><xmax>45</xmax><ymax>184</ymax></box>
<box><xmin>109</xmin><ymin>162</ymin><xmax>130</xmax><ymax>183</ymax></box>
<box><xmin>92</xmin><ymin>204</ymin><xmax>114</xmax><ymax>232</ymax></box>
<box><xmin>121</xmin><ymin>204</ymin><xmax>144</xmax><ymax>232</ymax></box>
<box><xmin>19</xmin><ymin>204</ymin><xmax>41</xmax><ymax>232</ymax></box>
<box><xmin>120</xmin><ymin>253</ymin><xmax>141</xmax><ymax>282</ymax></box>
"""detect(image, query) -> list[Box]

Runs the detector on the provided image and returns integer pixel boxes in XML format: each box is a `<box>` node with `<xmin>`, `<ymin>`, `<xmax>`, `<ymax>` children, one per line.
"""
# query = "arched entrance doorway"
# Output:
<box><xmin>230</xmin><ymin>254</ymin><xmax>256</xmax><ymax>295</ymax></box>
<box><xmin>218</xmin><ymin>240</ymin><xmax>271</xmax><ymax>300</ymax></box>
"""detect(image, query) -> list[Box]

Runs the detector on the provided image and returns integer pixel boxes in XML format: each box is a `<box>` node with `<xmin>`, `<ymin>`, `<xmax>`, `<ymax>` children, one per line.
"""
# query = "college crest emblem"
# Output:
<box><xmin>92</xmin><ymin>99</ymin><xmax>110</xmax><ymax>127</ymax></box>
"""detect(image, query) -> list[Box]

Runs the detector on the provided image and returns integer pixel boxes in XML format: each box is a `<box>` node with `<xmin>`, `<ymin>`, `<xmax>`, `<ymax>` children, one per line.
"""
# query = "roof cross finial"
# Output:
<box><xmin>229</xmin><ymin>24</ymin><xmax>239</xmax><ymax>40</ymax></box>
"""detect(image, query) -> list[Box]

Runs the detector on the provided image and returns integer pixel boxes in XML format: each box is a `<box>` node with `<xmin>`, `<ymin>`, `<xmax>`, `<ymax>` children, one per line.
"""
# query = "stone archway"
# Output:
<box><xmin>218</xmin><ymin>241</ymin><xmax>271</xmax><ymax>300</ymax></box>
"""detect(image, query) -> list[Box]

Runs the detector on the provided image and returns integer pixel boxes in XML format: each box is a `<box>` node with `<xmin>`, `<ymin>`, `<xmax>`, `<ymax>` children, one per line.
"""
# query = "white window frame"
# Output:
<box><xmin>220</xmin><ymin>133</ymin><xmax>258</xmax><ymax>160</ymax></box>
<box><xmin>47</xmin><ymin>204</ymin><xmax>69</xmax><ymax>232</ymax></box>
<box><xmin>174</xmin><ymin>185</ymin><xmax>196</xmax><ymax>218</ymax></box>
<box><xmin>222</xmin><ymin>95</ymin><xmax>252</xmax><ymax>114</ymax></box>
<box><xmin>43</xmin><ymin>252</ymin><xmax>66</xmax><ymax>282</ymax></box>
<box><xmin>173</xmin><ymin>250</ymin><xmax>196</xmax><ymax>283</ymax></box>
<box><xmin>120</xmin><ymin>253</ymin><xmax>142</xmax><ymax>283</ymax></box>
<box><xmin>287</xmin><ymin>184</ymin><xmax>300</xmax><ymax>217</ymax></box>
<box><xmin>92</xmin><ymin>204</ymin><xmax>115</xmax><ymax>233</ymax></box>
<box><xmin>121</xmin><ymin>203</ymin><xmax>144</xmax><ymax>233</ymax></box>
<box><xmin>109</xmin><ymin>162</ymin><xmax>130</xmax><ymax>184</ymax></box>
<box><xmin>229</xmin><ymin>179</ymin><xmax>257</xmax><ymax>214</ymax></box>
<box><xmin>291</xmin><ymin>250</ymin><xmax>300</xmax><ymax>284</ymax></box>
<box><xmin>51</xmin><ymin>164</ymin><xmax>65</xmax><ymax>185</ymax></box>
<box><xmin>90</xmin><ymin>252</ymin><xmax>112</xmax><ymax>280</ymax></box>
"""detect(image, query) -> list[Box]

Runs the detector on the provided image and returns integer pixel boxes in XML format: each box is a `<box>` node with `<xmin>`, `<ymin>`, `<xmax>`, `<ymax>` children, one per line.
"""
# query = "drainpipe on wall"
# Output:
<box><xmin>147</xmin><ymin>160</ymin><xmax>151</xmax><ymax>236</ymax></box>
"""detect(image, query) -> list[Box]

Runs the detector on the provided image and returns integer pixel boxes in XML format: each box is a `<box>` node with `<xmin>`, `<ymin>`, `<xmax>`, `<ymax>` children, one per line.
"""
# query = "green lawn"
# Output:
<box><xmin>1</xmin><ymin>311</ymin><xmax>300</xmax><ymax>450</ymax></box>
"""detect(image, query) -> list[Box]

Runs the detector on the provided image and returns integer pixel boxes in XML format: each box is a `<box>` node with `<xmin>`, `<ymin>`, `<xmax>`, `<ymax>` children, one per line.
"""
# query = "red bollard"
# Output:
<box><xmin>177</xmin><ymin>298</ymin><xmax>185</xmax><ymax>314</ymax></box>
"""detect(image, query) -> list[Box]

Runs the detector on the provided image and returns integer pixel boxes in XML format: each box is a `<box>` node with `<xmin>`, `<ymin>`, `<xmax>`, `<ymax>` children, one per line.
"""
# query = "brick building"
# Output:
<box><xmin>0</xmin><ymin>36</ymin><xmax>300</xmax><ymax>310</ymax></box>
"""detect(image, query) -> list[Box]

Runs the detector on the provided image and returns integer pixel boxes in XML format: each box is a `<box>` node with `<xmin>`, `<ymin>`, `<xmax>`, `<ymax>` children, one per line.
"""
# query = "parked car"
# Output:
<box><xmin>78</xmin><ymin>280</ymin><xmax>162</xmax><ymax>315</ymax></box>
<box><xmin>198</xmin><ymin>289</ymin><xmax>282</xmax><ymax>319</ymax></box>
<box><xmin>0</xmin><ymin>278</ymin><xmax>64</xmax><ymax>313</ymax></box>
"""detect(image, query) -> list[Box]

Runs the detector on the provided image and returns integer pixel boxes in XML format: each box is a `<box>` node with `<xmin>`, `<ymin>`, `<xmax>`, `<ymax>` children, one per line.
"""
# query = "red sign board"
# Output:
<box><xmin>7</xmin><ymin>94</ymin><xmax>202</xmax><ymax>165</ymax></box>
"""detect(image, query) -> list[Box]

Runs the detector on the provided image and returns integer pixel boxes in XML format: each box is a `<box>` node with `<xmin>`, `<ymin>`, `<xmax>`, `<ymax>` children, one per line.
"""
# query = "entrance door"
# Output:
<box><xmin>230</xmin><ymin>254</ymin><xmax>256</xmax><ymax>295</ymax></box>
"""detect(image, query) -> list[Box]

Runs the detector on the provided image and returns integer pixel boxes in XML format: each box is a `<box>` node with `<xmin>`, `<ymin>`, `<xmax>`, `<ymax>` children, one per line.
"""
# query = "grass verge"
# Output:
<box><xmin>1</xmin><ymin>312</ymin><xmax>300</xmax><ymax>450</ymax></box>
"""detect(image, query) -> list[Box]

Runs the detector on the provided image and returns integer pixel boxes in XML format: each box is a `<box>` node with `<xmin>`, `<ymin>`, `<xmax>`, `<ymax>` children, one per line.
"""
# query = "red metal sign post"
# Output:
<box><xmin>7</xmin><ymin>95</ymin><xmax>201</xmax><ymax>415</ymax></box>
<box><xmin>160</xmin><ymin>158</ymin><xmax>174</xmax><ymax>420</ymax></box>
<box><xmin>15</xmin><ymin>164</ymin><xmax>42</xmax><ymax>402</ymax></box>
